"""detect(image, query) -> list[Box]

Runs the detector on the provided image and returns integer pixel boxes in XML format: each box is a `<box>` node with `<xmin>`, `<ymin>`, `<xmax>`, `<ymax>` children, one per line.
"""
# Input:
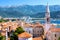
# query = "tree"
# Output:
<box><xmin>58</xmin><ymin>37</ymin><xmax>60</xmax><ymax>40</ymax></box>
<box><xmin>10</xmin><ymin>27</ymin><xmax>25</xmax><ymax>40</ymax></box>
<box><xmin>0</xmin><ymin>33</ymin><xmax>6</xmax><ymax>40</ymax></box>
<box><xmin>0</xmin><ymin>35</ymin><xmax>3</xmax><ymax>40</ymax></box>
<box><xmin>0</xmin><ymin>18</ymin><xmax>9</xmax><ymax>22</ymax></box>
<box><xmin>15</xmin><ymin>27</ymin><xmax>25</xmax><ymax>34</ymax></box>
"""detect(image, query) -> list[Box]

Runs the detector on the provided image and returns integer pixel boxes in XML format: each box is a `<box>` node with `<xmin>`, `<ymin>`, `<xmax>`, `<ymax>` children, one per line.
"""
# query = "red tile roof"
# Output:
<box><xmin>18</xmin><ymin>32</ymin><xmax>32</xmax><ymax>38</ymax></box>
<box><xmin>50</xmin><ymin>28</ymin><xmax>60</xmax><ymax>32</ymax></box>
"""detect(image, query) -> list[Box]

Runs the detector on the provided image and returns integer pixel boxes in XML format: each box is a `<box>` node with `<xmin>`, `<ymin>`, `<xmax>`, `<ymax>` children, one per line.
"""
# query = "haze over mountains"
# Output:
<box><xmin>0</xmin><ymin>5</ymin><xmax>60</xmax><ymax>18</ymax></box>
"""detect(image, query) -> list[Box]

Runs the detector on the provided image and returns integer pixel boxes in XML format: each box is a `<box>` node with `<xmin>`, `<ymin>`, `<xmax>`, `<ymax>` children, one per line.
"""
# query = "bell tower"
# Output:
<box><xmin>44</xmin><ymin>3</ymin><xmax>51</xmax><ymax>35</ymax></box>
<box><xmin>45</xmin><ymin>3</ymin><xmax>50</xmax><ymax>24</ymax></box>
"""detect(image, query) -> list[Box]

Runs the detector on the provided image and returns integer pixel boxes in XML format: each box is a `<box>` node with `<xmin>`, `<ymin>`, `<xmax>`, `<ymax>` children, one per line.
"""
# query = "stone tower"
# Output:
<box><xmin>45</xmin><ymin>3</ymin><xmax>50</xmax><ymax>34</ymax></box>
<box><xmin>45</xmin><ymin>3</ymin><xmax>50</xmax><ymax>24</ymax></box>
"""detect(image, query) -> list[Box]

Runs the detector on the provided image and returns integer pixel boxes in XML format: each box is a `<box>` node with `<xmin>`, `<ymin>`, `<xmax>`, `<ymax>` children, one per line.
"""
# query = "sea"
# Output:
<box><xmin>32</xmin><ymin>19</ymin><xmax>60</xmax><ymax>28</ymax></box>
<box><xmin>21</xmin><ymin>16</ymin><xmax>60</xmax><ymax>28</ymax></box>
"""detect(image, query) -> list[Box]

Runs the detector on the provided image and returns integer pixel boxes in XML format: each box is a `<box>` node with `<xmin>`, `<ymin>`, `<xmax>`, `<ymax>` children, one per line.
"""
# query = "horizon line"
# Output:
<box><xmin>0</xmin><ymin>4</ymin><xmax>60</xmax><ymax>7</ymax></box>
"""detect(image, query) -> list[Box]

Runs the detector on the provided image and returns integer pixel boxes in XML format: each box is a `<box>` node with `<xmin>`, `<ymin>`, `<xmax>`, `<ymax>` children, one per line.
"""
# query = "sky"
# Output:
<box><xmin>0</xmin><ymin>0</ymin><xmax>60</xmax><ymax>6</ymax></box>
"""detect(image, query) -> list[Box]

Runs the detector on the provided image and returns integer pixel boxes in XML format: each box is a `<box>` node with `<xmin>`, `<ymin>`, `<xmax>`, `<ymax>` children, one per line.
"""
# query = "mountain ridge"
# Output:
<box><xmin>0</xmin><ymin>5</ymin><xmax>60</xmax><ymax>18</ymax></box>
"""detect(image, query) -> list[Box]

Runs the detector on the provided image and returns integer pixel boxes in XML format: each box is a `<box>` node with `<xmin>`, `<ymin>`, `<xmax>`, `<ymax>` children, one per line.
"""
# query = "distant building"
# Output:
<box><xmin>47</xmin><ymin>28</ymin><xmax>60</xmax><ymax>40</ymax></box>
<box><xmin>33</xmin><ymin>22</ymin><xmax>44</xmax><ymax>38</ymax></box>
<box><xmin>21</xmin><ymin>22</ymin><xmax>33</xmax><ymax>34</ymax></box>
<box><xmin>0</xmin><ymin>16</ymin><xmax>2</xmax><ymax>19</ymax></box>
<box><xmin>21</xmin><ymin>22</ymin><xmax>44</xmax><ymax>38</ymax></box>
<box><xmin>24</xmin><ymin>26</ymin><xmax>33</xmax><ymax>34</ymax></box>
<box><xmin>21</xmin><ymin>16</ymin><xmax>33</xmax><ymax>23</ymax></box>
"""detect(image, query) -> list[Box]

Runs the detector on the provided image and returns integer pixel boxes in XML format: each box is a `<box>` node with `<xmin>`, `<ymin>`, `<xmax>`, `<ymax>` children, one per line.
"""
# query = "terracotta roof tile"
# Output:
<box><xmin>18</xmin><ymin>32</ymin><xmax>32</xmax><ymax>38</ymax></box>
<box><xmin>33</xmin><ymin>37</ymin><xmax>42</xmax><ymax>40</ymax></box>
<box><xmin>50</xmin><ymin>28</ymin><xmax>60</xmax><ymax>32</ymax></box>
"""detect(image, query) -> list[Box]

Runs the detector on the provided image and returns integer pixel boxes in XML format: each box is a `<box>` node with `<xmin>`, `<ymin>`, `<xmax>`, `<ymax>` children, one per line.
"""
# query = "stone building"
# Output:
<box><xmin>21</xmin><ymin>22</ymin><xmax>44</xmax><ymax>38</ymax></box>
<box><xmin>33</xmin><ymin>22</ymin><xmax>44</xmax><ymax>38</ymax></box>
<box><xmin>46</xmin><ymin>27</ymin><xmax>60</xmax><ymax>40</ymax></box>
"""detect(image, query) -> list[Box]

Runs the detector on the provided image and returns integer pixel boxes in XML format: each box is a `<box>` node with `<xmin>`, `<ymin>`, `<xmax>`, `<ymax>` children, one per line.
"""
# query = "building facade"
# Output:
<box><xmin>46</xmin><ymin>28</ymin><xmax>60</xmax><ymax>40</ymax></box>
<box><xmin>22</xmin><ymin>22</ymin><xmax>44</xmax><ymax>38</ymax></box>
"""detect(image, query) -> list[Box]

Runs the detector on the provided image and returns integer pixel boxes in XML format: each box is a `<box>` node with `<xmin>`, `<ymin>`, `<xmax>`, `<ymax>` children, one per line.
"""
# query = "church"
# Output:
<box><xmin>44</xmin><ymin>3</ymin><xmax>60</xmax><ymax>40</ymax></box>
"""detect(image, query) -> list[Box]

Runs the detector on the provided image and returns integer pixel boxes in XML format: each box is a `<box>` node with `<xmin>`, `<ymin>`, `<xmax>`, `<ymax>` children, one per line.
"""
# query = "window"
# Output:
<box><xmin>55</xmin><ymin>34</ymin><xmax>56</xmax><ymax>37</ymax></box>
<box><xmin>38</xmin><ymin>31</ymin><xmax>39</xmax><ymax>33</ymax></box>
<box><xmin>29</xmin><ymin>31</ymin><xmax>30</xmax><ymax>33</ymax></box>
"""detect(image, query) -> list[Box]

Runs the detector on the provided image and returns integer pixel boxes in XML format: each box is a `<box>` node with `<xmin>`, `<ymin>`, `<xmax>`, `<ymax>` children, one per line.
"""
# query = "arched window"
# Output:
<box><xmin>55</xmin><ymin>34</ymin><xmax>56</xmax><ymax>37</ymax></box>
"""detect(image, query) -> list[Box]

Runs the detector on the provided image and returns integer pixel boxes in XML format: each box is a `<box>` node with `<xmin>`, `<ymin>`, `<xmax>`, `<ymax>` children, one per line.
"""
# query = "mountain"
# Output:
<box><xmin>0</xmin><ymin>5</ymin><xmax>60</xmax><ymax>18</ymax></box>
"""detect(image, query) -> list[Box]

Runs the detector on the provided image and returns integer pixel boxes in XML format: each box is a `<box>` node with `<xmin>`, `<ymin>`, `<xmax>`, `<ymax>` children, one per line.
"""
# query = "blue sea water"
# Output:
<box><xmin>33</xmin><ymin>19</ymin><xmax>60</xmax><ymax>24</ymax></box>
<box><xmin>33</xmin><ymin>19</ymin><xmax>60</xmax><ymax>28</ymax></box>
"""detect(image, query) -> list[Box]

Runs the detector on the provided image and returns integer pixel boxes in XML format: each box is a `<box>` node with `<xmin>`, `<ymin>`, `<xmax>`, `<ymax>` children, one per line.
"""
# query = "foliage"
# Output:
<box><xmin>0</xmin><ymin>33</ymin><xmax>6</xmax><ymax>40</ymax></box>
<box><xmin>0</xmin><ymin>35</ymin><xmax>3</xmax><ymax>40</ymax></box>
<box><xmin>12</xmin><ymin>19</ymin><xmax>16</xmax><ymax>21</ymax></box>
<box><xmin>58</xmin><ymin>37</ymin><xmax>60</xmax><ymax>40</ymax></box>
<box><xmin>0</xmin><ymin>18</ymin><xmax>9</xmax><ymax>22</ymax></box>
<box><xmin>0</xmin><ymin>5</ymin><xmax>60</xmax><ymax>18</ymax></box>
<box><xmin>15</xmin><ymin>27</ymin><xmax>25</xmax><ymax>34</ymax></box>
<box><xmin>10</xmin><ymin>27</ymin><xmax>25</xmax><ymax>40</ymax></box>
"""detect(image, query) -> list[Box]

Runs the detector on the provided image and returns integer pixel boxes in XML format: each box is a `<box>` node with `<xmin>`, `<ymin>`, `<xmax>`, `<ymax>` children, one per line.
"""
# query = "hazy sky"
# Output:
<box><xmin>0</xmin><ymin>0</ymin><xmax>60</xmax><ymax>6</ymax></box>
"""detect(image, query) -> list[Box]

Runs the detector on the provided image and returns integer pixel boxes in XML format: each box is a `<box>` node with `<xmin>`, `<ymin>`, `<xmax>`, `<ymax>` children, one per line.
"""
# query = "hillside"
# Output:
<box><xmin>0</xmin><ymin>5</ymin><xmax>60</xmax><ymax>18</ymax></box>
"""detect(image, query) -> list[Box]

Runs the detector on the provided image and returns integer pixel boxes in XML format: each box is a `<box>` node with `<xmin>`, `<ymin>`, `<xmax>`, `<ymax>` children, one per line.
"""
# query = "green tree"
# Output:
<box><xmin>0</xmin><ymin>18</ymin><xmax>9</xmax><ymax>22</ymax></box>
<box><xmin>58</xmin><ymin>37</ymin><xmax>60</xmax><ymax>40</ymax></box>
<box><xmin>10</xmin><ymin>27</ymin><xmax>25</xmax><ymax>40</ymax></box>
<box><xmin>0</xmin><ymin>33</ymin><xmax>6</xmax><ymax>40</ymax></box>
<box><xmin>15</xmin><ymin>27</ymin><xmax>25</xmax><ymax>34</ymax></box>
<box><xmin>0</xmin><ymin>35</ymin><xmax>3</xmax><ymax>40</ymax></box>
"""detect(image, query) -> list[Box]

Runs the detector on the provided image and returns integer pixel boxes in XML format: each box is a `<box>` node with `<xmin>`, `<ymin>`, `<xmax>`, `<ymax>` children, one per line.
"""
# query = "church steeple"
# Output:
<box><xmin>44</xmin><ymin>3</ymin><xmax>51</xmax><ymax>35</ymax></box>
<box><xmin>45</xmin><ymin>3</ymin><xmax>50</xmax><ymax>24</ymax></box>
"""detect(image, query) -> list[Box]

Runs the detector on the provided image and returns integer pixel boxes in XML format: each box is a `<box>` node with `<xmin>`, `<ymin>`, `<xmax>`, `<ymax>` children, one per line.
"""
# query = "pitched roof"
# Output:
<box><xmin>18</xmin><ymin>32</ymin><xmax>32</xmax><ymax>38</ymax></box>
<box><xmin>50</xmin><ymin>28</ymin><xmax>60</xmax><ymax>32</ymax></box>
<box><xmin>33</xmin><ymin>37</ymin><xmax>42</xmax><ymax>40</ymax></box>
